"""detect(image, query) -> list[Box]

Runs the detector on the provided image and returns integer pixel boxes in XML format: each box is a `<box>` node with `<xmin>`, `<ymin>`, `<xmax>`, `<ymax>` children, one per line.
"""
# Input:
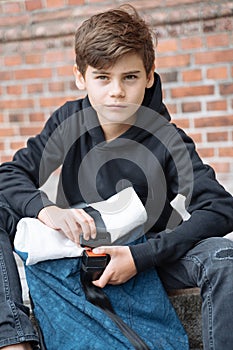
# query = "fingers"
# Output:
<box><xmin>71</xmin><ymin>208</ymin><xmax>96</xmax><ymax>240</ymax></box>
<box><xmin>38</xmin><ymin>206</ymin><xmax>97</xmax><ymax>245</ymax></box>
<box><xmin>92</xmin><ymin>246</ymin><xmax>137</xmax><ymax>288</ymax></box>
<box><xmin>61</xmin><ymin>218</ymin><xmax>82</xmax><ymax>245</ymax></box>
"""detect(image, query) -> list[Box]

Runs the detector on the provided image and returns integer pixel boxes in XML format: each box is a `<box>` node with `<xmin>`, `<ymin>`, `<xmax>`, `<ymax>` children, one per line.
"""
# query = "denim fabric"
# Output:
<box><xmin>0</xmin><ymin>195</ymin><xmax>39</xmax><ymax>348</ymax></box>
<box><xmin>21</xmin><ymin>255</ymin><xmax>189</xmax><ymax>350</ymax></box>
<box><xmin>158</xmin><ymin>237</ymin><xmax>233</xmax><ymax>350</ymax></box>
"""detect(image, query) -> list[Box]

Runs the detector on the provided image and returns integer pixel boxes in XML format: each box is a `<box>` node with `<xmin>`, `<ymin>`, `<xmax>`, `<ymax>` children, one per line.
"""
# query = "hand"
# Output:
<box><xmin>38</xmin><ymin>205</ymin><xmax>96</xmax><ymax>245</ymax></box>
<box><xmin>92</xmin><ymin>246</ymin><xmax>137</xmax><ymax>288</ymax></box>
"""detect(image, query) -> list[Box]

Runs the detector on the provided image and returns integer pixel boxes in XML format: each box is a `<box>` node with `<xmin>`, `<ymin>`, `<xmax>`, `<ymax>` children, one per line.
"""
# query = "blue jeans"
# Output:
<box><xmin>0</xmin><ymin>191</ymin><xmax>233</xmax><ymax>349</ymax></box>
<box><xmin>0</xmin><ymin>195</ymin><xmax>39</xmax><ymax>348</ymax></box>
<box><xmin>22</xmin><ymin>256</ymin><xmax>188</xmax><ymax>350</ymax></box>
<box><xmin>158</xmin><ymin>237</ymin><xmax>233</xmax><ymax>350</ymax></box>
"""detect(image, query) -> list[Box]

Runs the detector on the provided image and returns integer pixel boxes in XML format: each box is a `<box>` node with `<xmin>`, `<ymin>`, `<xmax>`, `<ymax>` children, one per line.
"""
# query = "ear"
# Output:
<box><xmin>73</xmin><ymin>64</ymin><xmax>86</xmax><ymax>90</ymax></box>
<box><xmin>146</xmin><ymin>64</ymin><xmax>155</xmax><ymax>88</ymax></box>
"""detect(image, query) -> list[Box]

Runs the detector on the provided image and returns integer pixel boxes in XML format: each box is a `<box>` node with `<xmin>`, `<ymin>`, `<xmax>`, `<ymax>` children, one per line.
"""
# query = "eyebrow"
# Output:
<box><xmin>92</xmin><ymin>70</ymin><xmax>141</xmax><ymax>75</ymax></box>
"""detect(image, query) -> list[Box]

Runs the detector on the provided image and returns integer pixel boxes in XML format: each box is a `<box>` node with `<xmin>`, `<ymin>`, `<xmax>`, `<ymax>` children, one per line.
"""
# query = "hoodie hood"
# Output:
<box><xmin>142</xmin><ymin>72</ymin><xmax>171</xmax><ymax>122</ymax></box>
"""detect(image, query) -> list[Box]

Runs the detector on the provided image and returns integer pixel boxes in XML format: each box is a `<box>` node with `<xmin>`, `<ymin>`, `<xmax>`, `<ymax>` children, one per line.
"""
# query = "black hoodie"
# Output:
<box><xmin>0</xmin><ymin>73</ymin><xmax>233</xmax><ymax>271</ymax></box>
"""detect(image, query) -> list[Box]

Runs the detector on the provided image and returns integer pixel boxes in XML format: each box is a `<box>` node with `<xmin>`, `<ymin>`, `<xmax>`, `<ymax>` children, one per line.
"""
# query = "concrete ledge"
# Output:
<box><xmin>169</xmin><ymin>288</ymin><xmax>203</xmax><ymax>350</ymax></box>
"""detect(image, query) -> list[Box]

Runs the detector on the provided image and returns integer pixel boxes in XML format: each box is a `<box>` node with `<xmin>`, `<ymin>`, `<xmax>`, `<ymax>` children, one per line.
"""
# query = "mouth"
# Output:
<box><xmin>105</xmin><ymin>104</ymin><xmax>128</xmax><ymax>109</ymax></box>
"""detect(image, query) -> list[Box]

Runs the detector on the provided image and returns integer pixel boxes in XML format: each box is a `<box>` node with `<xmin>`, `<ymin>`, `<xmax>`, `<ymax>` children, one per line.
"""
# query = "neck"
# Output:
<box><xmin>98</xmin><ymin>114</ymin><xmax>136</xmax><ymax>142</ymax></box>
<box><xmin>102</xmin><ymin>123</ymin><xmax>132</xmax><ymax>142</ymax></box>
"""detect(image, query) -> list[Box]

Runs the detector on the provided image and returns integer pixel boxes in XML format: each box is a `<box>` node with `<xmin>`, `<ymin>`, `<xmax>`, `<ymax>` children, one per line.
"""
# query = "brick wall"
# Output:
<box><xmin>0</xmin><ymin>0</ymin><xmax>233</xmax><ymax>193</ymax></box>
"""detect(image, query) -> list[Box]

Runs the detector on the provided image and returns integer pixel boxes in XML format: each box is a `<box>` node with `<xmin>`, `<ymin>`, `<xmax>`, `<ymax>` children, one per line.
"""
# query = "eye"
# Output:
<box><xmin>96</xmin><ymin>75</ymin><xmax>109</xmax><ymax>81</ymax></box>
<box><xmin>125</xmin><ymin>74</ymin><xmax>138</xmax><ymax>80</ymax></box>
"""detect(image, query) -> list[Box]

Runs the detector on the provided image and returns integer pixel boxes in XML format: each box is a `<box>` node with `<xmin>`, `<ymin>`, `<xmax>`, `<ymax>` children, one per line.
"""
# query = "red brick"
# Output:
<box><xmin>39</xmin><ymin>97</ymin><xmax>67</xmax><ymax>108</ymax></box>
<box><xmin>0</xmin><ymin>71</ymin><xmax>13</xmax><ymax>80</ymax></box>
<box><xmin>48</xmin><ymin>82</ymin><xmax>65</xmax><ymax>92</ymax></box>
<box><xmin>207</xmin><ymin>66</ymin><xmax>228</xmax><ymax>80</ymax></box>
<box><xmin>27</xmin><ymin>83</ymin><xmax>43</xmax><ymax>94</ymax></box>
<box><xmin>7</xmin><ymin>85</ymin><xmax>22</xmax><ymax>95</ymax></box>
<box><xmin>171</xmin><ymin>118</ymin><xmax>190</xmax><ymax>129</ymax></box>
<box><xmin>220</xmin><ymin>83</ymin><xmax>233</xmax><ymax>95</ymax></box>
<box><xmin>46</xmin><ymin>0</ymin><xmax>65</xmax><ymax>7</ymax></box>
<box><xmin>10</xmin><ymin>141</ymin><xmax>26</xmax><ymax>150</ymax></box>
<box><xmin>45</xmin><ymin>51</ymin><xmax>65</xmax><ymax>63</ymax></box>
<box><xmin>219</xmin><ymin>147</ymin><xmax>233</xmax><ymax>157</ymax></box>
<box><xmin>188</xmin><ymin>133</ymin><xmax>202</xmax><ymax>143</ymax></box>
<box><xmin>157</xmin><ymin>39</ymin><xmax>178</xmax><ymax>53</ymax></box>
<box><xmin>181</xmin><ymin>37</ymin><xmax>202</xmax><ymax>50</ymax></box>
<box><xmin>157</xmin><ymin>54</ymin><xmax>190</xmax><ymax>68</ymax></box>
<box><xmin>207</xmin><ymin>100</ymin><xmax>227</xmax><ymax>111</ymax></box>
<box><xmin>207</xmin><ymin>132</ymin><xmax>228</xmax><ymax>142</ymax></box>
<box><xmin>31</xmin><ymin>8</ymin><xmax>73</xmax><ymax>24</ymax></box>
<box><xmin>4</xmin><ymin>55</ymin><xmax>22</xmax><ymax>66</ymax></box>
<box><xmin>0</xmin><ymin>155</ymin><xmax>13</xmax><ymax>163</ymax></box>
<box><xmin>67</xmin><ymin>0</ymin><xmax>85</xmax><ymax>4</ymax></box>
<box><xmin>171</xmin><ymin>85</ymin><xmax>214</xmax><ymax>98</ymax></box>
<box><xmin>182</xmin><ymin>102</ymin><xmax>201</xmax><ymax>113</ymax></box>
<box><xmin>0</xmin><ymin>128</ymin><xmax>15</xmax><ymax>137</ymax></box>
<box><xmin>198</xmin><ymin>148</ymin><xmax>214</xmax><ymax>158</ymax></box>
<box><xmin>19</xmin><ymin>126</ymin><xmax>42</xmax><ymax>136</ymax></box>
<box><xmin>25</xmin><ymin>0</ymin><xmax>42</xmax><ymax>11</ymax></box>
<box><xmin>182</xmin><ymin>69</ymin><xmax>202</xmax><ymax>82</ymax></box>
<box><xmin>160</xmin><ymin>71</ymin><xmax>178</xmax><ymax>83</ymax></box>
<box><xmin>210</xmin><ymin>162</ymin><xmax>230</xmax><ymax>173</ymax></box>
<box><xmin>0</xmin><ymin>99</ymin><xmax>34</xmax><ymax>109</ymax></box>
<box><xmin>25</xmin><ymin>54</ymin><xmax>43</xmax><ymax>64</ymax></box>
<box><xmin>9</xmin><ymin>114</ymin><xmax>25</xmax><ymax>122</ymax></box>
<box><xmin>29</xmin><ymin>113</ymin><xmax>45</xmax><ymax>122</ymax></box>
<box><xmin>14</xmin><ymin>68</ymin><xmax>52</xmax><ymax>80</ymax></box>
<box><xmin>206</xmin><ymin>33</ymin><xmax>229</xmax><ymax>48</ymax></box>
<box><xmin>57</xmin><ymin>65</ymin><xmax>73</xmax><ymax>76</ymax></box>
<box><xmin>195</xmin><ymin>49</ymin><xmax>233</xmax><ymax>65</ymax></box>
<box><xmin>195</xmin><ymin>115</ymin><xmax>233</xmax><ymax>128</ymax></box>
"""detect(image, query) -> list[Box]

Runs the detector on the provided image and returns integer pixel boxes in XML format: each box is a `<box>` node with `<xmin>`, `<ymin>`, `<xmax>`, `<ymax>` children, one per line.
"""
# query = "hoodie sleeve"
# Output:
<box><xmin>0</xmin><ymin>105</ymin><xmax>67</xmax><ymax>218</ymax></box>
<box><xmin>130</xmin><ymin>127</ymin><xmax>233</xmax><ymax>271</ymax></box>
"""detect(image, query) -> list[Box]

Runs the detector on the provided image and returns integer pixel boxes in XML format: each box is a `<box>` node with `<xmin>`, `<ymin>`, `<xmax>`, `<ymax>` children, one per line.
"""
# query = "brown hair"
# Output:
<box><xmin>74</xmin><ymin>4</ymin><xmax>156</xmax><ymax>76</ymax></box>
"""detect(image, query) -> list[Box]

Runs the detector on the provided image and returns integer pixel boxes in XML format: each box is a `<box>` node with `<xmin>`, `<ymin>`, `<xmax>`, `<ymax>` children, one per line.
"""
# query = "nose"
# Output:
<box><xmin>109</xmin><ymin>80</ymin><xmax>125</xmax><ymax>98</ymax></box>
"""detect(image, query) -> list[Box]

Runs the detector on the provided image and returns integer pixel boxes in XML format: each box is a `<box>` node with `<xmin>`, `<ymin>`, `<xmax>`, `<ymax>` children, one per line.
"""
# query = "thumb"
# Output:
<box><xmin>92</xmin><ymin>246</ymin><xmax>112</xmax><ymax>255</ymax></box>
<box><xmin>92</xmin><ymin>272</ymin><xmax>108</xmax><ymax>288</ymax></box>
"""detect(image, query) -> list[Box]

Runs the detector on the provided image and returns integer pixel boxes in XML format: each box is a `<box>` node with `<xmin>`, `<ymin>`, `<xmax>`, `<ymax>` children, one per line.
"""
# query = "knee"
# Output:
<box><xmin>190</xmin><ymin>237</ymin><xmax>233</xmax><ymax>284</ymax></box>
<box><xmin>197</xmin><ymin>236</ymin><xmax>233</xmax><ymax>255</ymax></box>
<box><xmin>213</xmin><ymin>238</ymin><xmax>233</xmax><ymax>262</ymax></box>
<box><xmin>203</xmin><ymin>237</ymin><xmax>233</xmax><ymax>284</ymax></box>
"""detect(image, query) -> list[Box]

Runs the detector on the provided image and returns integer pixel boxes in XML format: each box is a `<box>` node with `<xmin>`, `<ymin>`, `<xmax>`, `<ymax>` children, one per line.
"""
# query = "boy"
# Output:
<box><xmin>0</xmin><ymin>4</ymin><xmax>233</xmax><ymax>350</ymax></box>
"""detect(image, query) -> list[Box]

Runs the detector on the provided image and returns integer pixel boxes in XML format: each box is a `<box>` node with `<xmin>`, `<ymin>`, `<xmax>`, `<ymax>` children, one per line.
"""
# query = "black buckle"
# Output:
<box><xmin>80</xmin><ymin>230</ymin><xmax>111</xmax><ymax>248</ymax></box>
<box><xmin>81</xmin><ymin>249</ymin><xmax>109</xmax><ymax>281</ymax></box>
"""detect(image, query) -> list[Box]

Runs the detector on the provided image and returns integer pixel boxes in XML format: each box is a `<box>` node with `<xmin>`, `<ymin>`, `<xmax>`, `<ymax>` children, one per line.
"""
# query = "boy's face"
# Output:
<box><xmin>74</xmin><ymin>53</ymin><xmax>154</xmax><ymax>128</ymax></box>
